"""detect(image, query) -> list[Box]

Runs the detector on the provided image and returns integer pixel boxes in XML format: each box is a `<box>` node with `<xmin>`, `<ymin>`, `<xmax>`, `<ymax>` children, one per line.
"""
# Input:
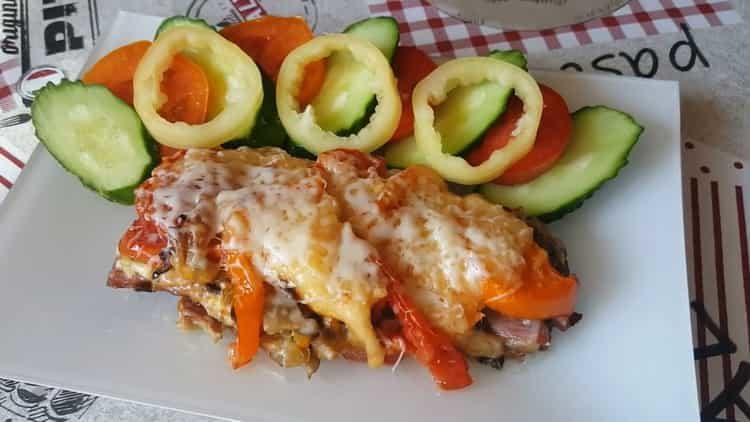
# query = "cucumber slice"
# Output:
<box><xmin>343</xmin><ymin>17</ymin><xmax>400</xmax><ymax>61</ymax></box>
<box><xmin>155</xmin><ymin>16</ymin><xmax>214</xmax><ymax>38</ymax></box>
<box><xmin>31</xmin><ymin>80</ymin><xmax>157</xmax><ymax>205</ymax></box>
<box><xmin>434</xmin><ymin>50</ymin><xmax>528</xmax><ymax>154</ymax></box>
<box><xmin>488</xmin><ymin>50</ymin><xmax>527</xmax><ymax>71</ymax></box>
<box><xmin>383</xmin><ymin>136</ymin><xmax>426</xmax><ymax>168</ymax></box>
<box><xmin>224</xmin><ymin>74</ymin><xmax>287</xmax><ymax>149</ymax></box>
<box><xmin>480</xmin><ymin>106</ymin><xmax>643</xmax><ymax>222</ymax></box>
<box><xmin>310</xmin><ymin>17</ymin><xmax>399</xmax><ymax>135</ymax></box>
<box><xmin>310</xmin><ymin>52</ymin><xmax>377</xmax><ymax>135</ymax></box>
<box><xmin>436</xmin><ymin>81</ymin><xmax>514</xmax><ymax>154</ymax></box>
<box><xmin>383</xmin><ymin>49</ymin><xmax>527</xmax><ymax>168</ymax></box>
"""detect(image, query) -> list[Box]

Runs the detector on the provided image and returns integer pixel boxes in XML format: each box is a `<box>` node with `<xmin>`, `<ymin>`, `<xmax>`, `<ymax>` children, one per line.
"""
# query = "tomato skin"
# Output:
<box><xmin>466</xmin><ymin>84</ymin><xmax>572</xmax><ymax>185</ymax></box>
<box><xmin>117</xmin><ymin>219</ymin><xmax>168</xmax><ymax>263</ymax></box>
<box><xmin>389</xmin><ymin>47</ymin><xmax>437</xmax><ymax>142</ymax></box>
<box><xmin>219</xmin><ymin>16</ymin><xmax>325</xmax><ymax>105</ymax></box>
<box><xmin>82</xmin><ymin>41</ymin><xmax>152</xmax><ymax>106</ymax></box>
<box><xmin>83</xmin><ymin>41</ymin><xmax>210</xmax><ymax>128</ymax></box>
<box><xmin>84</xmin><ymin>40</ymin><xmax>210</xmax><ymax>162</ymax></box>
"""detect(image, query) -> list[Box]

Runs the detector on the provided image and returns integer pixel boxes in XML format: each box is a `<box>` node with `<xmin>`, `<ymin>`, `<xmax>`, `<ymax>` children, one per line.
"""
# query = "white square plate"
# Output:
<box><xmin>0</xmin><ymin>11</ymin><xmax>698</xmax><ymax>422</ymax></box>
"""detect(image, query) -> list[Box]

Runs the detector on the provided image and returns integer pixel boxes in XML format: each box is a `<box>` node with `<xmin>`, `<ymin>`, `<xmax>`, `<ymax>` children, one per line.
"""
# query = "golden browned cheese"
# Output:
<box><xmin>136</xmin><ymin>147</ymin><xmax>388</xmax><ymax>367</ymax></box>
<box><xmin>317</xmin><ymin>150</ymin><xmax>534</xmax><ymax>339</ymax></box>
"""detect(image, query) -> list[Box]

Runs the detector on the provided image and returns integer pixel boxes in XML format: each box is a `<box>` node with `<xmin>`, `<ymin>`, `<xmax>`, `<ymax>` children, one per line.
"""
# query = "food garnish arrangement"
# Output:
<box><xmin>30</xmin><ymin>15</ymin><xmax>643</xmax><ymax>390</ymax></box>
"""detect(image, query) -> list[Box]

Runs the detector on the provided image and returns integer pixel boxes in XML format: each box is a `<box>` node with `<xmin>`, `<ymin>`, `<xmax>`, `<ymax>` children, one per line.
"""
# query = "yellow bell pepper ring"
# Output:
<box><xmin>276</xmin><ymin>34</ymin><xmax>401</xmax><ymax>154</ymax></box>
<box><xmin>412</xmin><ymin>57</ymin><xmax>543</xmax><ymax>185</ymax></box>
<box><xmin>133</xmin><ymin>26</ymin><xmax>263</xmax><ymax>149</ymax></box>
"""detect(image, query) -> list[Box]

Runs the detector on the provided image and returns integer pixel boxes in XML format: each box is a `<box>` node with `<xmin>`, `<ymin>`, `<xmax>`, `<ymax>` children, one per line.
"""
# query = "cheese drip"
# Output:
<box><xmin>318</xmin><ymin>150</ymin><xmax>534</xmax><ymax>338</ymax></box>
<box><xmin>144</xmin><ymin>147</ymin><xmax>386</xmax><ymax>367</ymax></box>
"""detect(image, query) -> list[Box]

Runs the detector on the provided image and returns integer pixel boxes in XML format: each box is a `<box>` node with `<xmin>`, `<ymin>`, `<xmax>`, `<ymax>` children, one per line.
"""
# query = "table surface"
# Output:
<box><xmin>0</xmin><ymin>1</ymin><xmax>748</xmax><ymax>421</ymax></box>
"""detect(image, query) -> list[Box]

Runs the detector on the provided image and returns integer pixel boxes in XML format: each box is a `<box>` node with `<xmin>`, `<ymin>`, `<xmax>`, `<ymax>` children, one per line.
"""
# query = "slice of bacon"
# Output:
<box><xmin>485</xmin><ymin>310</ymin><xmax>550</xmax><ymax>355</ymax></box>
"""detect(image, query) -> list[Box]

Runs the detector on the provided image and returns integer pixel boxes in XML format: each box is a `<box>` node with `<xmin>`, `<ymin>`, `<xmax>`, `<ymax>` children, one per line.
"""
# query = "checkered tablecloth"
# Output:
<box><xmin>368</xmin><ymin>0</ymin><xmax>741</xmax><ymax>56</ymax></box>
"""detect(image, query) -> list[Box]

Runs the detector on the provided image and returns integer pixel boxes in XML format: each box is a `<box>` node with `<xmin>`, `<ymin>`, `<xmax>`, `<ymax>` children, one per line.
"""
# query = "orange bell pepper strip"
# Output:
<box><xmin>484</xmin><ymin>243</ymin><xmax>578</xmax><ymax>320</ymax></box>
<box><xmin>82</xmin><ymin>40</ymin><xmax>209</xmax><ymax>144</ymax></box>
<box><xmin>225</xmin><ymin>251</ymin><xmax>265</xmax><ymax>369</ymax></box>
<box><xmin>379</xmin><ymin>262</ymin><xmax>472</xmax><ymax>390</ymax></box>
<box><xmin>219</xmin><ymin>16</ymin><xmax>325</xmax><ymax>105</ymax></box>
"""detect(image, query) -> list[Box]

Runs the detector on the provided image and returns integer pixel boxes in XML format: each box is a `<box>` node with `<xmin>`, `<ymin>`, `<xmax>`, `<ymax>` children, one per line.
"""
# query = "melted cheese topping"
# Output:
<box><xmin>147</xmin><ymin>148</ymin><xmax>302</xmax><ymax>270</ymax></box>
<box><xmin>142</xmin><ymin>147</ymin><xmax>386</xmax><ymax>367</ymax></box>
<box><xmin>318</xmin><ymin>151</ymin><xmax>534</xmax><ymax>338</ymax></box>
<box><xmin>264</xmin><ymin>287</ymin><xmax>318</xmax><ymax>336</ymax></box>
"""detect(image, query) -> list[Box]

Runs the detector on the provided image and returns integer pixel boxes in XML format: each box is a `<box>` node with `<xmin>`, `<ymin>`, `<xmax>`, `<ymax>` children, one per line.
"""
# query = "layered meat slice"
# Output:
<box><xmin>108</xmin><ymin>146</ymin><xmax>578</xmax><ymax>385</ymax></box>
<box><xmin>315</xmin><ymin>150</ymin><xmax>579</xmax><ymax>361</ymax></box>
<box><xmin>109</xmin><ymin>147</ymin><xmax>390</xmax><ymax>369</ymax></box>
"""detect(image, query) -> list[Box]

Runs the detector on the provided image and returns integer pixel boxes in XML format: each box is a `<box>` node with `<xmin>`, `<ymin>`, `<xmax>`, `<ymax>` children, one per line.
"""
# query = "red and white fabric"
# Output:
<box><xmin>367</xmin><ymin>0</ymin><xmax>742</xmax><ymax>56</ymax></box>
<box><xmin>230</xmin><ymin>0</ymin><xmax>266</xmax><ymax>20</ymax></box>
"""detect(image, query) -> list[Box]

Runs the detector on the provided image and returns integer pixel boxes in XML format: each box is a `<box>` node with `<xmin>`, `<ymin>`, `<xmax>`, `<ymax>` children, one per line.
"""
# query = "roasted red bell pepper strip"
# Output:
<box><xmin>379</xmin><ymin>263</ymin><xmax>472</xmax><ymax>390</ymax></box>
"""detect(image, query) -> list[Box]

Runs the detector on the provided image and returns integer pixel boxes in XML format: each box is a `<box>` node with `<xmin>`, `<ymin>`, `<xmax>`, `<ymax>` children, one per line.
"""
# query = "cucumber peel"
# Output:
<box><xmin>310</xmin><ymin>17</ymin><xmax>399</xmax><ymax>136</ymax></box>
<box><xmin>31</xmin><ymin>80</ymin><xmax>157</xmax><ymax>205</ymax></box>
<box><xmin>488</xmin><ymin>50</ymin><xmax>527</xmax><ymax>71</ymax></box>
<box><xmin>383</xmin><ymin>49</ymin><xmax>529</xmax><ymax>168</ymax></box>
<box><xmin>155</xmin><ymin>16</ymin><xmax>214</xmax><ymax>39</ymax></box>
<box><xmin>480</xmin><ymin>106</ymin><xmax>643</xmax><ymax>222</ymax></box>
<box><xmin>343</xmin><ymin>17</ymin><xmax>400</xmax><ymax>62</ymax></box>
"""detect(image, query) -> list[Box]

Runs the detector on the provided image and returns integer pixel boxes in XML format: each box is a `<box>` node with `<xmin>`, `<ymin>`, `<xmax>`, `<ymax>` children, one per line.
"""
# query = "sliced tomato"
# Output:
<box><xmin>225</xmin><ymin>251</ymin><xmax>265</xmax><ymax>369</ymax></box>
<box><xmin>82</xmin><ymin>41</ymin><xmax>209</xmax><ymax>125</ymax></box>
<box><xmin>389</xmin><ymin>46</ymin><xmax>437</xmax><ymax>142</ymax></box>
<box><xmin>466</xmin><ymin>84</ymin><xmax>572</xmax><ymax>185</ymax></box>
<box><xmin>379</xmin><ymin>263</ymin><xmax>472</xmax><ymax>390</ymax></box>
<box><xmin>82</xmin><ymin>41</ymin><xmax>152</xmax><ymax>105</ymax></box>
<box><xmin>83</xmin><ymin>40</ymin><xmax>209</xmax><ymax>161</ymax></box>
<box><xmin>484</xmin><ymin>243</ymin><xmax>578</xmax><ymax>320</ymax></box>
<box><xmin>158</xmin><ymin>54</ymin><xmax>210</xmax><ymax>125</ymax></box>
<box><xmin>219</xmin><ymin>16</ymin><xmax>325</xmax><ymax>105</ymax></box>
<box><xmin>117</xmin><ymin>218</ymin><xmax>167</xmax><ymax>263</ymax></box>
